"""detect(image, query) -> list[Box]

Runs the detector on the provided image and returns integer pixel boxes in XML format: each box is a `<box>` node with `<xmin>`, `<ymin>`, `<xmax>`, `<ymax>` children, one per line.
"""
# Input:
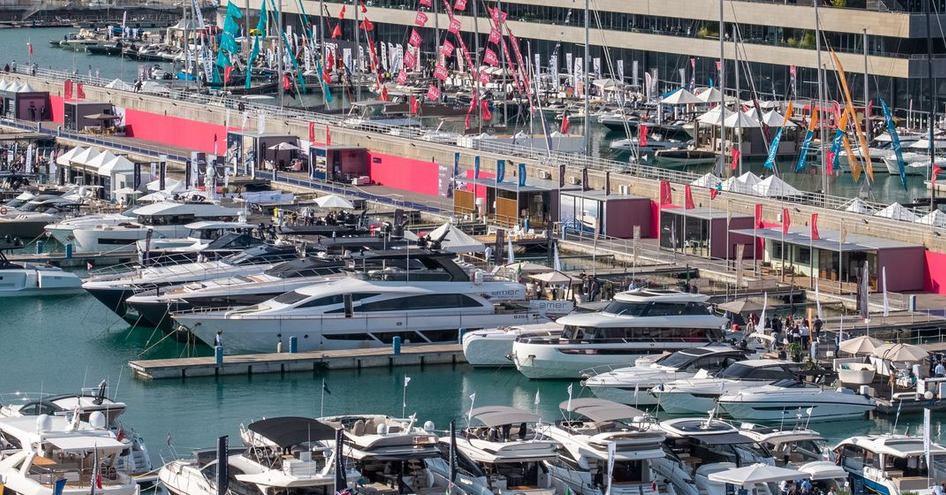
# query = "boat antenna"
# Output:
<box><xmin>113</xmin><ymin>365</ymin><xmax>124</xmax><ymax>401</ymax></box>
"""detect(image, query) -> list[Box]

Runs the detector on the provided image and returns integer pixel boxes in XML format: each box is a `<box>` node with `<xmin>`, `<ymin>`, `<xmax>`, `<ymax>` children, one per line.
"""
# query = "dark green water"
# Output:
<box><xmin>2</xmin><ymin>293</ymin><xmax>943</xmax><ymax>463</ymax></box>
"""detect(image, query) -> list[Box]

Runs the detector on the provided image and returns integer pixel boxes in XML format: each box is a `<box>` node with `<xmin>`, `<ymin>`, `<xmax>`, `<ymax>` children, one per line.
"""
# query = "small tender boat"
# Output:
<box><xmin>0</xmin><ymin>240</ymin><xmax>82</xmax><ymax>297</ymax></box>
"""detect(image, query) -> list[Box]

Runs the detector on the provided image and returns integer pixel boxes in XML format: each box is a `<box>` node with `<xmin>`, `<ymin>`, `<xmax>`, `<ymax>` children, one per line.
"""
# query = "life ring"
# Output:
<box><xmin>0</xmin><ymin>207</ymin><xmax>7</xmax><ymax>215</ymax></box>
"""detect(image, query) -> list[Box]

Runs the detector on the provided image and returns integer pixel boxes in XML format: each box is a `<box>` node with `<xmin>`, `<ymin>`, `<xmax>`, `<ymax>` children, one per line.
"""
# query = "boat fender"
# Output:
<box><xmin>0</xmin><ymin>207</ymin><xmax>6</xmax><ymax>215</ymax></box>
<box><xmin>423</xmin><ymin>421</ymin><xmax>435</xmax><ymax>432</ymax></box>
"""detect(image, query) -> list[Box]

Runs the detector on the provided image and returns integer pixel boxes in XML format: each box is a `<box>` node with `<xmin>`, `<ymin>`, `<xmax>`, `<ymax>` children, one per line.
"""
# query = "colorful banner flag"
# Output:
<box><xmin>763</xmin><ymin>127</ymin><xmax>784</xmax><ymax>170</ymax></box>
<box><xmin>795</xmin><ymin>108</ymin><xmax>819</xmax><ymax>172</ymax></box>
<box><xmin>880</xmin><ymin>97</ymin><xmax>907</xmax><ymax>189</ymax></box>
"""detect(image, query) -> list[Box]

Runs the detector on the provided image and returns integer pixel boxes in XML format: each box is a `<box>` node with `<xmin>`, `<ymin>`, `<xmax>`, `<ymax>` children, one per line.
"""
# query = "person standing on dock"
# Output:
<box><xmin>935</xmin><ymin>360</ymin><xmax>945</xmax><ymax>377</ymax></box>
<box><xmin>214</xmin><ymin>331</ymin><xmax>222</xmax><ymax>348</ymax></box>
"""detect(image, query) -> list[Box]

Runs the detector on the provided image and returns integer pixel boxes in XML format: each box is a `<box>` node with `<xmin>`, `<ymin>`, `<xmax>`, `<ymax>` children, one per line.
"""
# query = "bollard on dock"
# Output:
<box><xmin>392</xmin><ymin>336</ymin><xmax>402</xmax><ymax>355</ymax></box>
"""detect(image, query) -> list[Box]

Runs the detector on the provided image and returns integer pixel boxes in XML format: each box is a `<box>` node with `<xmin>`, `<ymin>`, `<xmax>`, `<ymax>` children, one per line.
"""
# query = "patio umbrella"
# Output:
<box><xmin>717</xmin><ymin>299</ymin><xmax>765</xmax><ymax>314</ymax></box>
<box><xmin>661</xmin><ymin>88</ymin><xmax>703</xmax><ymax>105</ymax></box>
<box><xmin>708</xmin><ymin>463</ymin><xmax>808</xmax><ymax>487</ymax></box>
<box><xmin>314</xmin><ymin>194</ymin><xmax>355</xmax><ymax>209</ymax></box>
<box><xmin>496</xmin><ymin>261</ymin><xmax>550</xmax><ymax>275</ymax></box>
<box><xmin>838</xmin><ymin>335</ymin><xmax>884</xmax><ymax>356</ymax></box>
<box><xmin>798</xmin><ymin>462</ymin><xmax>847</xmax><ymax>481</ymax></box>
<box><xmin>873</xmin><ymin>343</ymin><xmax>929</xmax><ymax>362</ymax></box>
<box><xmin>268</xmin><ymin>141</ymin><xmax>300</xmax><ymax>151</ymax></box>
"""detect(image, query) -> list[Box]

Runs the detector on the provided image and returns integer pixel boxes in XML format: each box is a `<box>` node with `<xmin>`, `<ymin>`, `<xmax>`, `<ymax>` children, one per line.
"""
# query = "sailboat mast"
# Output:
<box><xmin>473</xmin><ymin>0</ymin><xmax>482</xmax><ymax>133</ymax></box>
<box><xmin>863</xmin><ymin>29</ymin><xmax>870</xmax><ymax>142</ymax></box>
<box><xmin>354</xmin><ymin>0</ymin><xmax>361</xmax><ymax>102</ymax></box>
<box><xmin>277</xmin><ymin>0</ymin><xmax>284</xmax><ymax>107</ymax></box>
<box><xmin>718</xmin><ymin>0</ymin><xmax>725</xmax><ymax>174</ymax></box>
<box><xmin>814</xmin><ymin>0</ymin><xmax>827</xmax><ymax>199</ymax></box>
<box><xmin>927</xmin><ymin>0</ymin><xmax>936</xmax><ymax>211</ymax></box>
<box><xmin>583</xmin><ymin>0</ymin><xmax>590</xmax><ymax>156</ymax></box>
<box><xmin>733</xmin><ymin>24</ymin><xmax>742</xmax><ymax>175</ymax></box>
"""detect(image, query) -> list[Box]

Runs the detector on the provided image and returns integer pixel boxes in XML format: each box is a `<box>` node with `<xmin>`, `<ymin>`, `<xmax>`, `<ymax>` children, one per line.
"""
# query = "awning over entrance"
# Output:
<box><xmin>464</xmin><ymin>176</ymin><xmax>580</xmax><ymax>193</ymax></box>
<box><xmin>728</xmin><ymin>227</ymin><xmax>919</xmax><ymax>253</ymax></box>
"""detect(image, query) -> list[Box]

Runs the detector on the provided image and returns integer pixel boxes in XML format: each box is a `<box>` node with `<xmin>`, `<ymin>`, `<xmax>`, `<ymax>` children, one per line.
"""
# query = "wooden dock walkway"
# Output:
<box><xmin>128</xmin><ymin>343</ymin><xmax>466</xmax><ymax>380</ymax></box>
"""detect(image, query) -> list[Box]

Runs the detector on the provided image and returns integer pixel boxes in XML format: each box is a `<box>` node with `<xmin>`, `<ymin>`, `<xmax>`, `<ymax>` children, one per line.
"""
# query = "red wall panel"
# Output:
<box><xmin>49</xmin><ymin>95</ymin><xmax>63</xmax><ymax>123</ymax></box>
<box><xmin>368</xmin><ymin>152</ymin><xmax>441</xmax><ymax>196</ymax></box>
<box><xmin>924</xmin><ymin>250</ymin><xmax>946</xmax><ymax>294</ymax></box>
<box><xmin>121</xmin><ymin>109</ymin><xmax>225</xmax><ymax>153</ymax></box>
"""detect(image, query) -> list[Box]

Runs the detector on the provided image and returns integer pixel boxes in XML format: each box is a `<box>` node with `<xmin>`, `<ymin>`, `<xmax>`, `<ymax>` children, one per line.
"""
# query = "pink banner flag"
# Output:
<box><xmin>440</xmin><ymin>40</ymin><xmax>455</xmax><ymax>57</ymax></box>
<box><xmin>419</xmin><ymin>0</ymin><xmax>432</xmax><ymax>6</ymax></box>
<box><xmin>483</xmin><ymin>48</ymin><xmax>499</xmax><ymax>67</ymax></box>
<box><xmin>414</xmin><ymin>11</ymin><xmax>428</xmax><ymax>27</ymax></box>
<box><xmin>396</xmin><ymin>69</ymin><xmax>408</xmax><ymax>84</ymax></box>
<box><xmin>403</xmin><ymin>49</ymin><xmax>416</xmax><ymax>68</ymax></box>
<box><xmin>478</xmin><ymin>70</ymin><xmax>490</xmax><ymax>85</ymax></box>
<box><xmin>488</xmin><ymin>28</ymin><xmax>501</xmax><ymax>44</ymax></box>
<box><xmin>490</xmin><ymin>7</ymin><xmax>507</xmax><ymax>23</ymax></box>
<box><xmin>453</xmin><ymin>0</ymin><xmax>467</xmax><ymax>9</ymax></box>
<box><xmin>426</xmin><ymin>84</ymin><xmax>441</xmax><ymax>101</ymax></box>
<box><xmin>448</xmin><ymin>17</ymin><xmax>462</xmax><ymax>34</ymax></box>
<box><xmin>409</xmin><ymin>29</ymin><xmax>423</xmax><ymax>46</ymax></box>
<box><xmin>434</xmin><ymin>64</ymin><xmax>449</xmax><ymax>81</ymax></box>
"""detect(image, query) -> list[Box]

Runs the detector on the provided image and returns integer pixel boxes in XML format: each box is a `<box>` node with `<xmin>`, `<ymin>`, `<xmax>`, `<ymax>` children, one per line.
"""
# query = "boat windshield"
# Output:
<box><xmin>717</xmin><ymin>363</ymin><xmax>791</xmax><ymax>380</ymax></box>
<box><xmin>769</xmin><ymin>439</ymin><xmax>827</xmax><ymax>466</ymax></box>
<box><xmin>656</xmin><ymin>350</ymin><xmax>702</xmax><ymax>369</ymax></box>
<box><xmin>603</xmin><ymin>301</ymin><xmax>649</xmax><ymax>316</ymax></box>
<box><xmin>604</xmin><ymin>301</ymin><xmax>712</xmax><ymax>317</ymax></box>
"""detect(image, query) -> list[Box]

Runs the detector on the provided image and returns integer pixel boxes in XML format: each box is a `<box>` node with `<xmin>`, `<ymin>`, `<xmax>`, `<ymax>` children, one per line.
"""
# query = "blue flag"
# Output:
<box><xmin>53</xmin><ymin>479</ymin><xmax>67</xmax><ymax>495</ymax></box>
<box><xmin>880</xmin><ymin>97</ymin><xmax>907</xmax><ymax>189</ymax></box>
<box><xmin>763</xmin><ymin>127</ymin><xmax>784</xmax><ymax>170</ymax></box>
<box><xmin>454</xmin><ymin>152</ymin><xmax>460</xmax><ymax>177</ymax></box>
<box><xmin>830</xmin><ymin>128</ymin><xmax>845</xmax><ymax>173</ymax></box>
<box><xmin>518</xmin><ymin>163</ymin><xmax>526</xmax><ymax>187</ymax></box>
<box><xmin>795</xmin><ymin>128</ymin><xmax>816</xmax><ymax>172</ymax></box>
<box><xmin>474</xmin><ymin>156</ymin><xmax>480</xmax><ymax>179</ymax></box>
<box><xmin>496</xmin><ymin>160</ymin><xmax>505</xmax><ymax>183</ymax></box>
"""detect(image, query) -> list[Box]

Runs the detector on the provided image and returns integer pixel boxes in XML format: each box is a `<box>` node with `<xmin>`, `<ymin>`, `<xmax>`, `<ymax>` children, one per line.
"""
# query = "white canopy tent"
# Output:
<box><xmin>916</xmin><ymin>209</ymin><xmax>946</xmax><ymax>228</ymax></box>
<box><xmin>760</xmin><ymin>110</ymin><xmax>797</xmax><ymax>128</ymax></box>
<box><xmin>427</xmin><ymin>222</ymin><xmax>486</xmax><ymax>253</ymax></box>
<box><xmin>874</xmin><ymin>203</ymin><xmax>918</xmax><ymax>222</ymax></box>
<box><xmin>843</xmin><ymin>198</ymin><xmax>874</xmax><ymax>214</ymax></box>
<box><xmin>661</xmin><ymin>88</ymin><xmax>703</xmax><ymax>105</ymax></box>
<box><xmin>723</xmin><ymin>171</ymin><xmax>762</xmax><ymax>194</ymax></box>
<box><xmin>105</xmin><ymin>79</ymin><xmax>134</xmax><ymax>91</ymax></box>
<box><xmin>69</xmin><ymin>147</ymin><xmax>101</xmax><ymax>167</ymax></box>
<box><xmin>752</xmin><ymin>176</ymin><xmax>803</xmax><ymax>197</ymax></box>
<box><xmin>723</xmin><ymin>111</ymin><xmax>762</xmax><ymax>129</ymax></box>
<box><xmin>691</xmin><ymin>173</ymin><xmax>723</xmax><ymax>189</ymax></box>
<box><xmin>55</xmin><ymin>146</ymin><xmax>86</xmax><ymax>167</ymax></box>
<box><xmin>696</xmin><ymin>87</ymin><xmax>721</xmax><ymax>103</ymax></box>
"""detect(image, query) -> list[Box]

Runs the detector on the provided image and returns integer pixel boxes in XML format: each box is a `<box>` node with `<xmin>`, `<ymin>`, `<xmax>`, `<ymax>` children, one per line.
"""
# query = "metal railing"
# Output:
<box><xmin>10</xmin><ymin>67</ymin><xmax>946</xmax><ymax>239</ymax></box>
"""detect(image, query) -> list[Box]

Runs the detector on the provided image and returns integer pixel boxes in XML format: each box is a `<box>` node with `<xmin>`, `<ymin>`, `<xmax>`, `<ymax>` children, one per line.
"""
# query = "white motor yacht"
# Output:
<box><xmin>0</xmin><ymin>241</ymin><xmax>83</xmax><ymax>296</ymax></box>
<box><xmin>511</xmin><ymin>289</ymin><xmax>728</xmax><ymax>379</ymax></box>
<box><xmin>430</xmin><ymin>407</ymin><xmax>559</xmax><ymax>495</ymax></box>
<box><xmin>718</xmin><ymin>379</ymin><xmax>876</xmax><ymax>422</ymax></box>
<box><xmin>535</xmin><ymin>398</ymin><xmax>667</xmax><ymax>495</ymax></box>
<box><xmin>652</xmin><ymin>417</ymin><xmax>775</xmax><ymax>495</ymax></box>
<box><xmin>462</xmin><ymin>323</ymin><xmax>564</xmax><ymax>367</ymax></box>
<box><xmin>582</xmin><ymin>346</ymin><xmax>755</xmax><ymax>407</ymax></box>
<box><xmin>45</xmin><ymin>211</ymin><xmax>136</xmax><ymax>249</ymax></box>
<box><xmin>172</xmin><ymin>252</ymin><xmax>557</xmax><ymax>353</ymax></box>
<box><xmin>160</xmin><ymin>416</ymin><xmax>359</xmax><ymax>495</ymax></box>
<box><xmin>737</xmin><ymin>424</ymin><xmax>831</xmax><ymax>468</ymax></box>
<box><xmin>651</xmin><ymin>360</ymin><xmax>804</xmax><ymax>415</ymax></box>
<box><xmin>0</xmin><ymin>381</ymin><xmax>152</xmax><ymax>482</ymax></box>
<box><xmin>835</xmin><ymin>434</ymin><xmax>946</xmax><ymax>495</ymax></box>
<box><xmin>0</xmin><ymin>414</ymin><xmax>137</xmax><ymax>495</ymax></box>
<box><xmin>134</xmin><ymin>221</ymin><xmax>253</xmax><ymax>258</ymax></box>
<box><xmin>0</xmin><ymin>194</ymin><xmax>80</xmax><ymax>240</ymax></box>
<box><xmin>318</xmin><ymin>414</ymin><xmax>446</xmax><ymax>494</ymax></box>
<box><xmin>82</xmin><ymin>244</ymin><xmax>299</xmax><ymax>318</ymax></box>
<box><xmin>71</xmin><ymin>201</ymin><xmax>240</xmax><ymax>253</ymax></box>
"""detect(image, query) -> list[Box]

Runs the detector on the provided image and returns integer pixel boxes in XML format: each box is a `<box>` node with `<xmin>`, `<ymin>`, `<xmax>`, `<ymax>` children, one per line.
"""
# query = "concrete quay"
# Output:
<box><xmin>2</xmin><ymin>71</ymin><xmax>941</xmax><ymax>255</ymax></box>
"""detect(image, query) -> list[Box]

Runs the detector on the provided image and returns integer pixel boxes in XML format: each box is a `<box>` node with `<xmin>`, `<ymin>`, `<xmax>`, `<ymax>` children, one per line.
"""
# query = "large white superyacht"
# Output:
<box><xmin>511</xmin><ymin>289</ymin><xmax>729</xmax><ymax>379</ymax></box>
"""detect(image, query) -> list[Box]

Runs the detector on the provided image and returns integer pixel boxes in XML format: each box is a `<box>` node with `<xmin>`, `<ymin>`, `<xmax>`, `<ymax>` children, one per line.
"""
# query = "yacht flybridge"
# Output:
<box><xmin>160</xmin><ymin>416</ymin><xmax>358</xmax><ymax>495</ymax></box>
<box><xmin>70</xmin><ymin>201</ymin><xmax>241</xmax><ymax>253</ymax></box>
<box><xmin>437</xmin><ymin>406</ymin><xmax>558</xmax><ymax>495</ymax></box>
<box><xmin>172</xmin><ymin>250</ymin><xmax>556</xmax><ymax>353</ymax></box>
<box><xmin>0</xmin><ymin>415</ymin><xmax>137</xmax><ymax>495</ymax></box>
<box><xmin>512</xmin><ymin>289</ymin><xmax>728</xmax><ymax>379</ymax></box>
<box><xmin>835</xmin><ymin>435</ymin><xmax>946</xmax><ymax>495</ymax></box>
<box><xmin>535</xmin><ymin>398</ymin><xmax>667</xmax><ymax>495</ymax></box>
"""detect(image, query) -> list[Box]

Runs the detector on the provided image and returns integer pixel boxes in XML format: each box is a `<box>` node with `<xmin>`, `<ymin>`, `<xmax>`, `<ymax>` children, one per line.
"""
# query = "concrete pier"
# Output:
<box><xmin>128</xmin><ymin>343</ymin><xmax>466</xmax><ymax>380</ymax></box>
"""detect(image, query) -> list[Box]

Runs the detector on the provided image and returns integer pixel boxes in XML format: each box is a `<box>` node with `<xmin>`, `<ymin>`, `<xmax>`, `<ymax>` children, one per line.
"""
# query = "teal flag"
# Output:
<box><xmin>315</xmin><ymin>58</ymin><xmax>333</xmax><ymax>103</ymax></box>
<box><xmin>763</xmin><ymin>127</ymin><xmax>784</xmax><ymax>170</ymax></box>
<box><xmin>255</xmin><ymin>0</ymin><xmax>268</xmax><ymax>35</ymax></box>
<box><xmin>216</xmin><ymin>51</ymin><xmax>230</xmax><ymax>68</ymax></box>
<box><xmin>220</xmin><ymin>32</ymin><xmax>239</xmax><ymax>53</ymax></box>
<box><xmin>223</xmin><ymin>15</ymin><xmax>239</xmax><ymax>34</ymax></box>
<box><xmin>226</xmin><ymin>1</ymin><xmax>243</xmax><ymax>19</ymax></box>
<box><xmin>245</xmin><ymin>35</ymin><xmax>260</xmax><ymax>89</ymax></box>
<box><xmin>794</xmin><ymin>129</ymin><xmax>816</xmax><ymax>172</ymax></box>
<box><xmin>880</xmin><ymin>97</ymin><xmax>907</xmax><ymax>190</ymax></box>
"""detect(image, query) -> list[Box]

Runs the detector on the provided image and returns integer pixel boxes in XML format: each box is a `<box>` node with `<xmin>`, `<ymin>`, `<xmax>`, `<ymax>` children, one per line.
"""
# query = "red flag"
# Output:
<box><xmin>26</xmin><ymin>42</ymin><xmax>32</xmax><ymax>57</ymax></box>
<box><xmin>810</xmin><ymin>213</ymin><xmax>820</xmax><ymax>241</ymax></box>
<box><xmin>709</xmin><ymin>188</ymin><xmax>719</xmax><ymax>200</ymax></box>
<box><xmin>282</xmin><ymin>73</ymin><xmax>291</xmax><ymax>91</ymax></box>
<box><xmin>64</xmin><ymin>79</ymin><xmax>73</xmax><ymax>100</ymax></box>
<box><xmin>410</xmin><ymin>95</ymin><xmax>419</xmax><ymax>115</ymax></box>
<box><xmin>754</xmin><ymin>204</ymin><xmax>763</xmax><ymax>228</ymax></box>
<box><xmin>730</xmin><ymin>147</ymin><xmax>741</xmax><ymax>171</ymax></box>
<box><xmin>419</xmin><ymin>0</ymin><xmax>432</xmax><ymax>5</ymax></box>
<box><xmin>223</xmin><ymin>65</ymin><xmax>234</xmax><ymax>83</ymax></box>
<box><xmin>483</xmin><ymin>48</ymin><xmax>499</xmax><ymax>67</ymax></box>
<box><xmin>454</xmin><ymin>0</ymin><xmax>467</xmax><ymax>9</ymax></box>
<box><xmin>659</xmin><ymin>180</ymin><xmax>673</xmax><ymax>206</ymax></box>
<box><xmin>76</xmin><ymin>82</ymin><xmax>85</xmax><ymax>99</ymax></box>
<box><xmin>480</xmin><ymin>100</ymin><xmax>492</xmax><ymax>121</ymax></box>
<box><xmin>560</xmin><ymin>113</ymin><xmax>570</xmax><ymax>134</ymax></box>
<box><xmin>409</xmin><ymin>29</ymin><xmax>423</xmax><ymax>47</ymax></box>
<box><xmin>426</xmin><ymin>84</ymin><xmax>441</xmax><ymax>101</ymax></box>
<box><xmin>379</xmin><ymin>85</ymin><xmax>389</xmax><ymax>102</ymax></box>
<box><xmin>403</xmin><ymin>49</ymin><xmax>417</xmax><ymax>68</ymax></box>
<box><xmin>488</xmin><ymin>28</ymin><xmax>501</xmax><ymax>44</ymax></box>
<box><xmin>440</xmin><ymin>40</ymin><xmax>455</xmax><ymax>57</ymax></box>
<box><xmin>638</xmin><ymin>125</ymin><xmax>649</xmax><ymax>147</ymax></box>
<box><xmin>359</xmin><ymin>18</ymin><xmax>374</xmax><ymax>31</ymax></box>
<box><xmin>308</xmin><ymin>122</ymin><xmax>315</xmax><ymax>143</ymax></box>
<box><xmin>684</xmin><ymin>185</ymin><xmax>695</xmax><ymax>209</ymax></box>
<box><xmin>359</xmin><ymin>0</ymin><xmax>367</xmax><ymax>13</ymax></box>
<box><xmin>396</xmin><ymin>69</ymin><xmax>408</xmax><ymax>84</ymax></box>
<box><xmin>464</xmin><ymin>112</ymin><xmax>472</xmax><ymax>130</ymax></box>
<box><xmin>934</xmin><ymin>166</ymin><xmax>943</xmax><ymax>190</ymax></box>
<box><xmin>414</xmin><ymin>11</ymin><xmax>429</xmax><ymax>27</ymax></box>
<box><xmin>327</xmin><ymin>50</ymin><xmax>335</xmax><ymax>69</ymax></box>
<box><xmin>331</xmin><ymin>24</ymin><xmax>342</xmax><ymax>39</ymax></box>
<box><xmin>448</xmin><ymin>17</ymin><xmax>462</xmax><ymax>34</ymax></box>
<box><xmin>325</xmin><ymin>126</ymin><xmax>331</xmax><ymax>146</ymax></box>
<box><xmin>781</xmin><ymin>208</ymin><xmax>791</xmax><ymax>234</ymax></box>
<box><xmin>433</xmin><ymin>64</ymin><xmax>448</xmax><ymax>81</ymax></box>
<box><xmin>338</xmin><ymin>5</ymin><xmax>346</xmax><ymax>19</ymax></box>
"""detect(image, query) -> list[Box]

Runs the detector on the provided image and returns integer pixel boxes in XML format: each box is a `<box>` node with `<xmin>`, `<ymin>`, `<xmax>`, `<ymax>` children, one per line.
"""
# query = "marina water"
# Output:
<box><xmin>4</xmin><ymin>293</ymin><xmax>943</xmax><ymax>464</ymax></box>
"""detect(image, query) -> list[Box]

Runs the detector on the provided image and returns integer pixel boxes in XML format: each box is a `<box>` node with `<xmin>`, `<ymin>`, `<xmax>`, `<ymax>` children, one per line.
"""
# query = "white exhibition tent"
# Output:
<box><xmin>427</xmin><ymin>222</ymin><xmax>486</xmax><ymax>253</ymax></box>
<box><xmin>661</xmin><ymin>88</ymin><xmax>703</xmax><ymax>105</ymax></box>
<box><xmin>55</xmin><ymin>146</ymin><xmax>86</xmax><ymax>167</ymax></box>
<box><xmin>874</xmin><ymin>202</ymin><xmax>918</xmax><ymax>222</ymax></box>
<box><xmin>691</xmin><ymin>173</ymin><xmax>723</xmax><ymax>189</ymax></box>
<box><xmin>723</xmin><ymin>111</ymin><xmax>762</xmax><ymax>129</ymax></box>
<box><xmin>752</xmin><ymin>176</ymin><xmax>803</xmax><ymax>197</ymax></box>
<box><xmin>696</xmin><ymin>87</ymin><xmax>721</xmax><ymax>103</ymax></box>
<box><xmin>916</xmin><ymin>209</ymin><xmax>946</xmax><ymax>228</ymax></box>
<box><xmin>843</xmin><ymin>198</ymin><xmax>874</xmax><ymax>214</ymax></box>
<box><xmin>105</xmin><ymin>78</ymin><xmax>134</xmax><ymax>91</ymax></box>
<box><xmin>723</xmin><ymin>171</ymin><xmax>762</xmax><ymax>194</ymax></box>
<box><xmin>760</xmin><ymin>110</ymin><xmax>797</xmax><ymax>128</ymax></box>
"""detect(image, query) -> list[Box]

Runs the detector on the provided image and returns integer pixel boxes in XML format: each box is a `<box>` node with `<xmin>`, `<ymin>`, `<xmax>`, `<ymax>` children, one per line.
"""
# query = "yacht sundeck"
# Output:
<box><xmin>582</xmin><ymin>346</ymin><xmax>754</xmax><ymax>406</ymax></box>
<box><xmin>535</xmin><ymin>398</ymin><xmax>667</xmax><ymax>495</ymax></box>
<box><xmin>737</xmin><ymin>424</ymin><xmax>831</xmax><ymax>468</ymax></box>
<box><xmin>835</xmin><ymin>434</ymin><xmax>946</xmax><ymax>495</ymax></box>
<box><xmin>512</xmin><ymin>289</ymin><xmax>728</xmax><ymax>379</ymax></box>
<box><xmin>718</xmin><ymin>379</ymin><xmax>875</xmax><ymax>422</ymax></box>
<box><xmin>0</xmin><ymin>414</ymin><xmax>136</xmax><ymax>495</ymax></box>
<box><xmin>0</xmin><ymin>240</ymin><xmax>83</xmax><ymax>296</ymax></box>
